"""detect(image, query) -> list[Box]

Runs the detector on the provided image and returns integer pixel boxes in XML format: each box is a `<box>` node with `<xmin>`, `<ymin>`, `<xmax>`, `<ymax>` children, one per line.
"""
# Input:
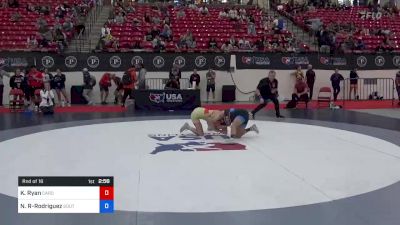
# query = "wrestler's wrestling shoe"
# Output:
<box><xmin>180</xmin><ymin>122</ymin><xmax>190</xmax><ymax>133</ymax></box>
<box><xmin>249</xmin><ymin>124</ymin><xmax>259</xmax><ymax>134</ymax></box>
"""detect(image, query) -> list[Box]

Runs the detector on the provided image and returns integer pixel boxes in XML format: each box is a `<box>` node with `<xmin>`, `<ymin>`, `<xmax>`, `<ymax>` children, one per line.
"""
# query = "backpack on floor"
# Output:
<box><xmin>286</xmin><ymin>100</ymin><xmax>297</xmax><ymax>109</ymax></box>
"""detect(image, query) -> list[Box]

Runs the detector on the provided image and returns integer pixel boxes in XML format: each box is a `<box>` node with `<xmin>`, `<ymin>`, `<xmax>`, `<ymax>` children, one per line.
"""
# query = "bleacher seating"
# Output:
<box><xmin>280</xmin><ymin>5</ymin><xmax>400</xmax><ymax>52</ymax></box>
<box><xmin>0</xmin><ymin>0</ymin><xmax>90</xmax><ymax>51</ymax></box>
<box><xmin>107</xmin><ymin>4</ymin><xmax>306</xmax><ymax>52</ymax></box>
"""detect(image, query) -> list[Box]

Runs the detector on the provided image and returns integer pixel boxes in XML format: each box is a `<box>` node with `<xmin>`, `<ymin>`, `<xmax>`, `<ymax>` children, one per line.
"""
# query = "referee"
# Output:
<box><xmin>251</xmin><ymin>70</ymin><xmax>284</xmax><ymax>119</ymax></box>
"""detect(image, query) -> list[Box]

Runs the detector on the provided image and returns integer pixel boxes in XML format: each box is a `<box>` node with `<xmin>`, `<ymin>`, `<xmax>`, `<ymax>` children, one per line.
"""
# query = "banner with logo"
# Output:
<box><xmin>134</xmin><ymin>89</ymin><xmax>201</xmax><ymax>110</ymax></box>
<box><xmin>0</xmin><ymin>52</ymin><xmax>230</xmax><ymax>72</ymax></box>
<box><xmin>0</xmin><ymin>52</ymin><xmax>35</xmax><ymax>71</ymax></box>
<box><xmin>236</xmin><ymin>53</ymin><xmax>400</xmax><ymax>70</ymax></box>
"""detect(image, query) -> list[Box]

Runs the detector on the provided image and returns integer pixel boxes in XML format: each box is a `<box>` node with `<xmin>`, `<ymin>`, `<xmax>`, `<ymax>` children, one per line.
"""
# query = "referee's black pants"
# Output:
<box><xmin>252</xmin><ymin>95</ymin><xmax>281</xmax><ymax>117</ymax></box>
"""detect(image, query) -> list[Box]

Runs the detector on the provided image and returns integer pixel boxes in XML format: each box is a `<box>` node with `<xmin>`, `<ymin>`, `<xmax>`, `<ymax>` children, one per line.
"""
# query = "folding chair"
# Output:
<box><xmin>317</xmin><ymin>87</ymin><xmax>332</xmax><ymax>108</ymax></box>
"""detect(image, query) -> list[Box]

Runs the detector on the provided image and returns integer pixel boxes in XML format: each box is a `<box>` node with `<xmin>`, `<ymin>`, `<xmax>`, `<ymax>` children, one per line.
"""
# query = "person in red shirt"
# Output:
<box><xmin>121</xmin><ymin>67</ymin><xmax>137</xmax><ymax>107</ymax></box>
<box><xmin>26</xmin><ymin>66</ymin><xmax>44</xmax><ymax>109</ymax></box>
<box><xmin>99</xmin><ymin>72</ymin><xmax>115</xmax><ymax>105</ymax></box>
<box><xmin>292</xmin><ymin>76</ymin><xmax>309</xmax><ymax>104</ymax></box>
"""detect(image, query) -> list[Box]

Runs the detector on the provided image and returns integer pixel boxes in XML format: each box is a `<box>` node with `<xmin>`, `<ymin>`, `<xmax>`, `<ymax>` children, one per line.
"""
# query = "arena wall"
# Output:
<box><xmin>2</xmin><ymin>56</ymin><xmax>398</xmax><ymax>104</ymax></box>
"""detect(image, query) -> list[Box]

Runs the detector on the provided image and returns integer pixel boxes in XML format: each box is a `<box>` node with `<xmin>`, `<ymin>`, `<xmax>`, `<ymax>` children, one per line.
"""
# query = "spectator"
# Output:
<box><xmin>112</xmin><ymin>37</ymin><xmax>120</xmax><ymax>50</ymax></box>
<box><xmin>115</xmin><ymin>12</ymin><xmax>125</xmax><ymax>24</ymax></box>
<box><xmin>340</xmin><ymin>36</ymin><xmax>355</xmax><ymax>53</ymax></box>
<box><xmin>152</xmin><ymin>15</ymin><xmax>161</xmax><ymax>25</ymax></box>
<box><xmin>132</xmin><ymin>17</ymin><xmax>141</xmax><ymax>27</ymax></box>
<box><xmin>396</xmin><ymin>71</ymin><xmax>400</xmax><ymax>106</ymax></box>
<box><xmin>239</xmin><ymin>8</ymin><xmax>246</xmax><ymax>16</ymax></box>
<box><xmin>37</xmin><ymin>15</ymin><xmax>48</xmax><ymax>33</ymax></box>
<box><xmin>55</xmin><ymin>3</ymin><xmax>67</xmax><ymax>18</ymax></box>
<box><xmin>43</xmin><ymin>68</ymin><xmax>53</xmax><ymax>89</ymax></box>
<box><xmin>177</xmin><ymin>8</ymin><xmax>186</xmax><ymax>19</ymax></box>
<box><xmin>229</xmin><ymin>36</ymin><xmax>237</xmax><ymax>47</ymax></box>
<box><xmin>99</xmin><ymin>72</ymin><xmax>114</xmax><ymax>104</ymax></box>
<box><xmin>121</xmin><ymin>66</ymin><xmax>137</xmax><ymax>107</ymax></box>
<box><xmin>39</xmin><ymin>5</ymin><xmax>50</xmax><ymax>15</ymax></box>
<box><xmin>293</xmin><ymin>65</ymin><xmax>304</xmax><ymax>80</ymax></box>
<box><xmin>40</xmin><ymin>28</ymin><xmax>54</xmax><ymax>47</ymax></box>
<box><xmin>53</xmin><ymin>69</ymin><xmax>70</xmax><ymax>107</ymax></box>
<box><xmin>247</xmin><ymin>21</ymin><xmax>256</xmax><ymax>36</ymax></box>
<box><xmin>54</xmin><ymin>18</ymin><xmax>62</xmax><ymax>31</ymax></box>
<box><xmin>349</xmin><ymin>68</ymin><xmax>359</xmax><ymax>100</ymax></box>
<box><xmin>9</xmin><ymin>68</ymin><xmax>24</xmax><ymax>90</ymax></box>
<box><xmin>39</xmin><ymin>82</ymin><xmax>55</xmax><ymax>114</ymax></box>
<box><xmin>219</xmin><ymin>10</ymin><xmax>228</xmax><ymax>18</ymax></box>
<box><xmin>382</xmin><ymin>36</ymin><xmax>395</xmax><ymax>52</ymax></box>
<box><xmin>101</xmin><ymin>24</ymin><xmax>111</xmax><ymax>38</ymax></box>
<box><xmin>238</xmin><ymin>37</ymin><xmax>252</xmax><ymax>50</ymax></box>
<box><xmin>82</xmin><ymin>68</ymin><xmax>95</xmax><ymax>105</ymax></box>
<box><xmin>169</xmin><ymin>64</ymin><xmax>181</xmax><ymax>88</ymax></box>
<box><xmin>27</xmin><ymin>35</ymin><xmax>38</xmax><ymax>49</ymax></box>
<box><xmin>206</xmin><ymin>68</ymin><xmax>216</xmax><ymax>102</ymax></box>
<box><xmin>8</xmin><ymin>0</ymin><xmax>18</xmax><ymax>8</ymax></box>
<box><xmin>254</xmin><ymin>38</ymin><xmax>266</xmax><ymax>51</ymax></box>
<box><xmin>160</xmin><ymin>24</ymin><xmax>172</xmax><ymax>41</ymax></box>
<box><xmin>143</xmin><ymin>12</ymin><xmax>152</xmax><ymax>23</ymax></box>
<box><xmin>10</xmin><ymin>12</ymin><xmax>21</xmax><ymax>22</ymax></box>
<box><xmin>150</xmin><ymin>25</ymin><xmax>160</xmax><ymax>39</ymax></box>
<box><xmin>165</xmin><ymin>77</ymin><xmax>179</xmax><ymax>89</ymax></box>
<box><xmin>199</xmin><ymin>6</ymin><xmax>209</xmax><ymax>15</ymax></box>
<box><xmin>163</xmin><ymin>16</ymin><xmax>171</xmax><ymax>26</ymax></box>
<box><xmin>228</xmin><ymin>8</ymin><xmax>238</xmax><ymax>20</ymax></box>
<box><xmin>0</xmin><ymin>67</ymin><xmax>10</xmax><ymax>106</ymax></box>
<box><xmin>330</xmin><ymin>69</ymin><xmax>344</xmax><ymax>101</ymax></box>
<box><xmin>190</xmin><ymin>69</ymin><xmax>200</xmax><ymax>89</ymax></box>
<box><xmin>188</xmin><ymin>3</ymin><xmax>197</xmax><ymax>10</ymax></box>
<box><xmin>152</xmin><ymin>35</ymin><xmax>166</xmax><ymax>52</ymax></box>
<box><xmin>221</xmin><ymin>41</ymin><xmax>233</xmax><ymax>52</ymax></box>
<box><xmin>63</xmin><ymin>18</ymin><xmax>74</xmax><ymax>32</ymax></box>
<box><xmin>26</xmin><ymin>3</ymin><xmax>36</xmax><ymax>12</ymax></box>
<box><xmin>54</xmin><ymin>29</ymin><xmax>67</xmax><ymax>53</ymax></box>
<box><xmin>233</xmin><ymin>20</ymin><xmax>241</xmax><ymax>32</ymax></box>
<box><xmin>291</xmin><ymin>76</ymin><xmax>309</xmax><ymax>106</ymax></box>
<box><xmin>306</xmin><ymin>64</ymin><xmax>316</xmax><ymax>99</ymax></box>
<box><xmin>251</xmin><ymin>70</ymin><xmax>283</xmax><ymax>118</ymax></box>
<box><xmin>354</xmin><ymin>37</ymin><xmax>365</xmax><ymax>50</ymax></box>
<box><xmin>137</xmin><ymin>63</ymin><xmax>147</xmax><ymax>90</ymax></box>
<box><xmin>126</xmin><ymin>2</ymin><xmax>135</xmax><ymax>13</ymax></box>
<box><xmin>112</xmin><ymin>74</ymin><xmax>123</xmax><ymax>104</ymax></box>
<box><xmin>27</xmin><ymin>66</ymin><xmax>44</xmax><ymax>110</ymax></box>
<box><xmin>208</xmin><ymin>38</ymin><xmax>218</xmax><ymax>50</ymax></box>
<box><xmin>76</xmin><ymin>15</ymin><xmax>86</xmax><ymax>38</ymax></box>
<box><xmin>99</xmin><ymin>33</ymin><xmax>114</xmax><ymax>50</ymax></box>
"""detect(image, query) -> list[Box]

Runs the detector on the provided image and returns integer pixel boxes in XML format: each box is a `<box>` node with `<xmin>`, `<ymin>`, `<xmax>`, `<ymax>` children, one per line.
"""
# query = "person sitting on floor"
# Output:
<box><xmin>39</xmin><ymin>81</ymin><xmax>55</xmax><ymax>114</ymax></box>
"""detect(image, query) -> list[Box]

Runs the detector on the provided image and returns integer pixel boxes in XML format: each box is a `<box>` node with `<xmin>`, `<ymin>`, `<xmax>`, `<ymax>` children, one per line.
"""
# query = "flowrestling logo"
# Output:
<box><xmin>320</xmin><ymin>57</ymin><xmax>347</xmax><ymax>66</ymax></box>
<box><xmin>281</xmin><ymin>56</ymin><xmax>309</xmax><ymax>65</ymax></box>
<box><xmin>148</xmin><ymin>133</ymin><xmax>246</xmax><ymax>154</ymax></box>
<box><xmin>149</xmin><ymin>93</ymin><xmax>183</xmax><ymax>103</ymax></box>
<box><xmin>242</xmin><ymin>56</ymin><xmax>270</xmax><ymax>65</ymax></box>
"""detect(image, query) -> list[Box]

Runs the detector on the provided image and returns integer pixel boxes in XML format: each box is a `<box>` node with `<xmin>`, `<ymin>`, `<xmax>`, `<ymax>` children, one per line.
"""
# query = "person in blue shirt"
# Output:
<box><xmin>221</xmin><ymin>108</ymin><xmax>259</xmax><ymax>138</ymax></box>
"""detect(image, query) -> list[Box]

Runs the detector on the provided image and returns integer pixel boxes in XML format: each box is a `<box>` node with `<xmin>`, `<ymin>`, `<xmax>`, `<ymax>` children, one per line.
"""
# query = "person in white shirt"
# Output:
<box><xmin>219</xmin><ymin>11</ymin><xmax>227</xmax><ymax>18</ymax></box>
<box><xmin>39</xmin><ymin>83</ymin><xmax>55</xmax><ymax>114</ymax></box>
<box><xmin>101</xmin><ymin>24</ymin><xmax>111</xmax><ymax>38</ymax></box>
<box><xmin>199</xmin><ymin>6</ymin><xmax>209</xmax><ymax>15</ymax></box>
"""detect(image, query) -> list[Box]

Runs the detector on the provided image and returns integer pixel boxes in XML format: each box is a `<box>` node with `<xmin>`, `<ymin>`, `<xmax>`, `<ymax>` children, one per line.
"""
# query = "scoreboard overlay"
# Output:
<box><xmin>18</xmin><ymin>176</ymin><xmax>114</xmax><ymax>213</ymax></box>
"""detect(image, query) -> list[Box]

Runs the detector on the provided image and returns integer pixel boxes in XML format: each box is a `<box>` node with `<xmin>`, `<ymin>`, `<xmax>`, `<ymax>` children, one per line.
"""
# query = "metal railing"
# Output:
<box><xmin>271</xmin><ymin>3</ymin><xmax>318</xmax><ymax>51</ymax></box>
<box><xmin>342</xmin><ymin>78</ymin><xmax>395</xmax><ymax>106</ymax></box>
<box><xmin>146</xmin><ymin>78</ymin><xmax>190</xmax><ymax>90</ymax></box>
<box><xmin>75</xmin><ymin>4</ymin><xmax>103</xmax><ymax>52</ymax></box>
